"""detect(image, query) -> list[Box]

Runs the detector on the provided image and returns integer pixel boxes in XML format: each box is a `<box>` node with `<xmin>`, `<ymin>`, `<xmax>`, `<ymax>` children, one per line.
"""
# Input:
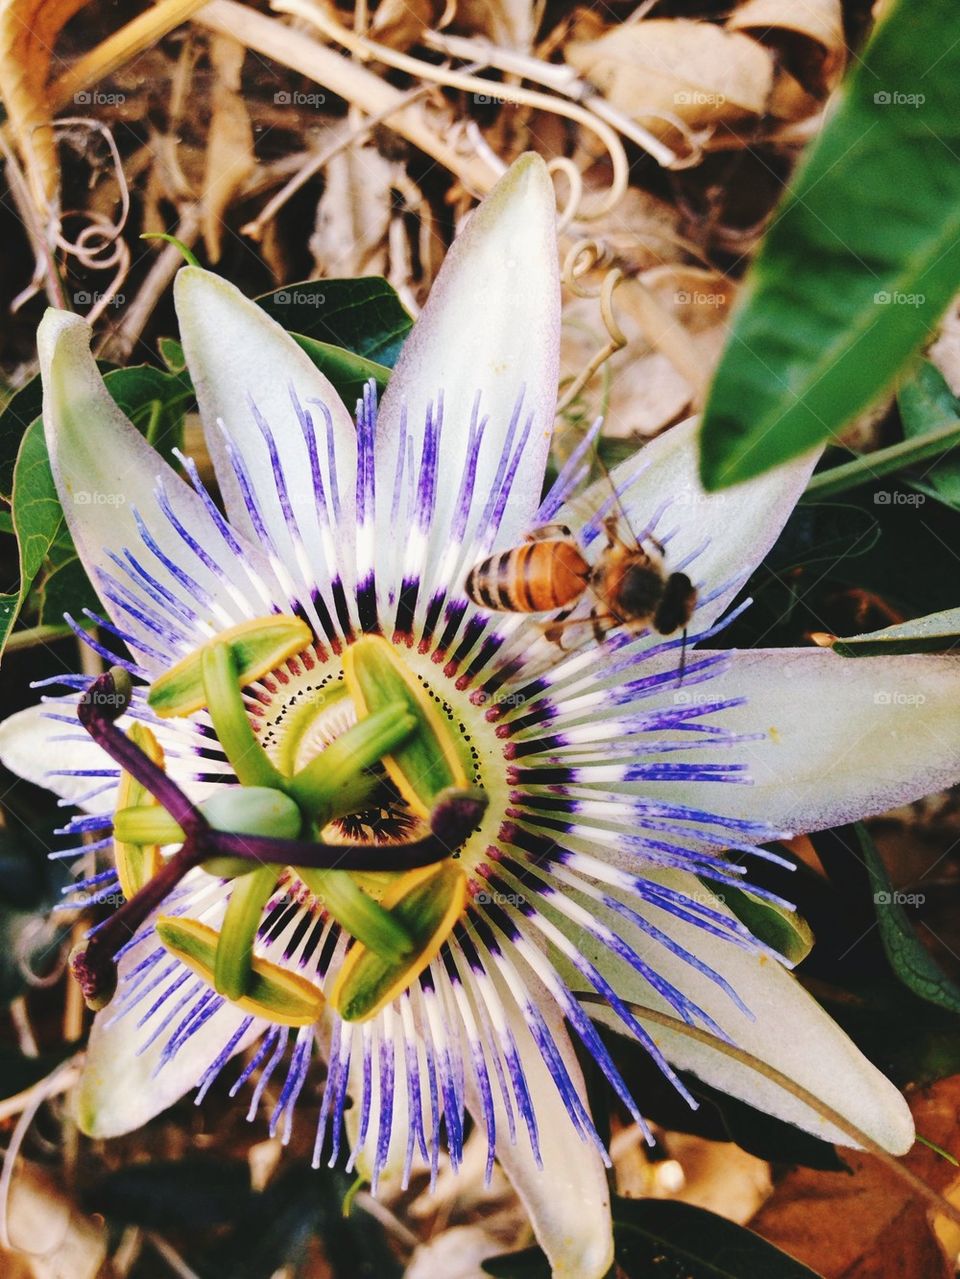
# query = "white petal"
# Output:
<box><xmin>174</xmin><ymin>267</ymin><xmax>357</xmax><ymax>596</ymax></box>
<box><xmin>650</xmin><ymin>648</ymin><xmax>960</xmax><ymax>834</ymax></box>
<box><xmin>560</xmin><ymin>416</ymin><xmax>818</xmax><ymax>630</ymax></box>
<box><xmin>75</xmin><ymin>900</ymin><xmax>263</xmax><ymax>1138</ymax></box>
<box><xmin>490</xmin><ymin>977</ymin><xmax>613</xmax><ymax>1279</ymax></box>
<box><xmin>586</xmin><ymin>870</ymin><xmax>914</xmax><ymax>1154</ymax></box>
<box><xmin>38</xmin><ymin>310</ymin><xmax>278</xmax><ymax>671</ymax></box>
<box><xmin>0</xmin><ymin>702</ymin><xmax>116</xmax><ymax>810</ymax></box>
<box><xmin>374</xmin><ymin>153</ymin><xmax>560</xmax><ymax>565</ymax></box>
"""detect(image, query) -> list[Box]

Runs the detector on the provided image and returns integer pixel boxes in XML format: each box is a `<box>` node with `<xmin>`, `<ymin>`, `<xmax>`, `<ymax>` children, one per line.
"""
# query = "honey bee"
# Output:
<box><xmin>465</xmin><ymin>514</ymin><xmax>697</xmax><ymax>643</ymax></box>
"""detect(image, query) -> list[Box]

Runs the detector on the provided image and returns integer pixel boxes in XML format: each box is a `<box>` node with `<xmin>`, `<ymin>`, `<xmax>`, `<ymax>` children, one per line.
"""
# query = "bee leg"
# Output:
<box><xmin>525</xmin><ymin>523</ymin><xmax>574</xmax><ymax>543</ymax></box>
<box><xmin>602</xmin><ymin>514</ymin><xmax>621</xmax><ymax>549</ymax></box>
<box><xmin>590</xmin><ymin>605</ymin><xmax>613</xmax><ymax>644</ymax></box>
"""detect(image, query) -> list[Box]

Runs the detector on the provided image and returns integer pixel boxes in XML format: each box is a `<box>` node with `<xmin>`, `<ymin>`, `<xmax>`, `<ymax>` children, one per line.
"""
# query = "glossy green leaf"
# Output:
<box><xmin>483</xmin><ymin>1199</ymin><xmax>820</xmax><ymax>1278</ymax></box>
<box><xmin>290</xmin><ymin>333</ymin><xmax>391</xmax><ymax>406</ymax></box>
<box><xmin>256</xmin><ymin>278</ymin><xmax>412</xmax><ymax>366</ymax></box>
<box><xmin>856</xmin><ymin>823</ymin><xmax>960</xmax><ymax>1015</ymax></box>
<box><xmin>699</xmin><ymin>0</ymin><xmax>960</xmax><ymax>489</ymax></box>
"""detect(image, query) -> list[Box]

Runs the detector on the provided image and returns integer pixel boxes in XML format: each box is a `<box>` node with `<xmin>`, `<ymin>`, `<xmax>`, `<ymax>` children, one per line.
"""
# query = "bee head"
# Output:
<box><xmin>653</xmin><ymin>572</ymin><xmax>697</xmax><ymax>635</ymax></box>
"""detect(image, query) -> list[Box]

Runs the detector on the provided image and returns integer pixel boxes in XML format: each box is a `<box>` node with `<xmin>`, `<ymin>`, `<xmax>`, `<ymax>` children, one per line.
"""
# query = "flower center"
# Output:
<box><xmin>86</xmin><ymin>624</ymin><xmax>506</xmax><ymax>1026</ymax></box>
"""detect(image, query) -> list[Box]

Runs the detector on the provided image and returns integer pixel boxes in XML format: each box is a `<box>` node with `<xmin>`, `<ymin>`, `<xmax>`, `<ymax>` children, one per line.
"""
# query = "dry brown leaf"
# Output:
<box><xmin>310</xmin><ymin>138</ymin><xmax>395</xmax><ymax>278</ymax></box>
<box><xmin>0</xmin><ymin>1162</ymin><xmax>107</xmax><ymax>1279</ymax></box>
<box><xmin>565</xmin><ymin>19</ymin><xmax>775</xmax><ymax>141</ymax></box>
<box><xmin>560</xmin><ymin>266</ymin><xmax>733</xmax><ymax>440</ymax></box>
<box><xmin>0</xmin><ymin>0</ymin><xmax>91</xmax><ymax>212</ymax></box>
<box><xmin>727</xmin><ymin>0</ymin><xmax>846</xmax><ymax>94</ymax></box>
<box><xmin>370</xmin><ymin>0</ymin><xmax>442</xmax><ymax>51</ymax></box>
<box><xmin>201</xmin><ymin>33</ymin><xmax>256</xmax><ymax>262</ymax></box>
<box><xmin>751</xmin><ymin>1076</ymin><xmax>960</xmax><ymax>1278</ymax></box>
<box><xmin>453</xmin><ymin>0</ymin><xmax>540</xmax><ymax>51</ymax></box>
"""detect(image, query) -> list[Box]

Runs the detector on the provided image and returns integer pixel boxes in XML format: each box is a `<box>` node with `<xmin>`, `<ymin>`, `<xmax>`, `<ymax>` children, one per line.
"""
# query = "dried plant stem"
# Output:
<box><xmin>421</xmin><ymin>28</ymin><xmax>680</xmax><ymax>171</ymax></box>
<box><xmin>241</xmin><ymin>82</ymin><xmax>434</xmax><ymax>242</ymax></box>
<box><xmin>0</xmin><ymin>132</ymin><xmax>66</xmax><ymax>309</ymax></box>
<box><xmin>274</xmin><ymin>0</ymin><xmax>629</xmax><ymax>217</ymax></box>
<box><xmin>579</xmin><ymin>993</ymin><xmax>960</xmax><ymax>1234</ymax></box>
<box><xmin>196</xmin><ymin>0</ymin><xmax>499</xmax><ymax>195</ymax></box>
<box><xmin>48</xmin><ymin>0</ymin><xmax>211</xmax><ymax>112</ymax></box>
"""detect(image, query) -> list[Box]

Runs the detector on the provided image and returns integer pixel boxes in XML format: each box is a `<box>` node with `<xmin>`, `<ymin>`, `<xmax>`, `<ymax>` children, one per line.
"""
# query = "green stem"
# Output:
<box><xmin>802</xmin><ymin>420</ymin><xmax>960</xmax><ymax>500</ymax></box>
<box><xmin>201</xmin><ymin>643</ymin><xmax>287</xmax><ymax>790</ymax></box>
<box><xmin>5</xmin><ymin>622</ymin><xmax>88</xmax><ymax>652</ymax></box>
<box><xmin>141</xmin><ymin>231</ymin><xmax>200</xmax><ymax>267</ymax></box>
<box><xmin>214</xmin><ymin>864</ymin><xmax>280</xmax><ymax>1000</ymax></box>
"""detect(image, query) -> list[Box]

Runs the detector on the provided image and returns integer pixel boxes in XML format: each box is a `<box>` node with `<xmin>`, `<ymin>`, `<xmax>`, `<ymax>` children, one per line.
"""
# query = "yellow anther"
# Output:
<box><xmin>156</xmin><ymin>917</ymin><xmax>324</xmax><ymax>1026</ymax></box>
<box><xmin>330</xmin><ymin>861</ymin><xmax>467</xmax><ymax>1022</ymax></box>
<box><xmin>148</xmin><ymin>615</ymin><xmax>312</xmax><ymax>718</ymax></box>
<box><xmin>114</xmin><ymin>723</ymin><xmax>165</xmax><ymax>899</ymax></box>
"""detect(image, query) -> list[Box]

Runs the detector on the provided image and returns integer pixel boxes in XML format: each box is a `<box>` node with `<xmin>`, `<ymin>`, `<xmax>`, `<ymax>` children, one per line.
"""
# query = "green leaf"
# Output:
<box><xmin>483</xmin><ymin>1200</ymin><xmax>820</xmax><ymax>1278</ymax></box>
<box><xmin>157</xmin><ymin>335</ymin><xmax>187</xmax><ymax>373</ymax></box>
<box><xmin>712</xmin><ymin>879</ymin><xmax>814</xmax><ymax>965</ymax></box>
<box><xmin>856</xmin><ymin>822</ymin><xmax>960</xmax><ymax>1015</ymax></box>
<box><xmin>0</xmin><ymin>377</ymin><xmax>43</xmax><ymax>501</ymax></box>
<box><xmin>256</xmin><ymin>278</ymin><xmax>412</xmax><ymax>366</ymax></box>
<box><xmin>828</xmin><ymin>604</ymin><xmax>960</xmax><ymax>655</ymax></box>
<box><xmin>291</xmin><ymin>333</ymin><xmax>391</xmax><ymax>407</ymax></box>
<box><xmin>38</xmin><ymin>554</ymin><xmax>99</xmax><ymax>623</ymax></box>
<box><xmin>103</xmin><ymin>364</ymin><xmax>193</xmax><ymax>461</ymax></box>
<box><xmin>0</xmin><ymin>419</ymin><xmax>65</xmax><ymax>654</ymax></box>
<box><xmin>699</xmin><ymin>0</ymin><xmax>960</xmax><ymax>489</ymax></box>
<box><xmin>898</xmin><ymin>359</ymin><xmax>960</xmax><ymax>507</ymax></box>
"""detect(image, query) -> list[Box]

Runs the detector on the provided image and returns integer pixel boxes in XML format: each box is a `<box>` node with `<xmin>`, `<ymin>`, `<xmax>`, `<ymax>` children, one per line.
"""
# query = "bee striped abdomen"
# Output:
<box><xmin>466</xmin><ymin>539</ymin><xmax>589</xmax><ymax>613</ymax></box>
